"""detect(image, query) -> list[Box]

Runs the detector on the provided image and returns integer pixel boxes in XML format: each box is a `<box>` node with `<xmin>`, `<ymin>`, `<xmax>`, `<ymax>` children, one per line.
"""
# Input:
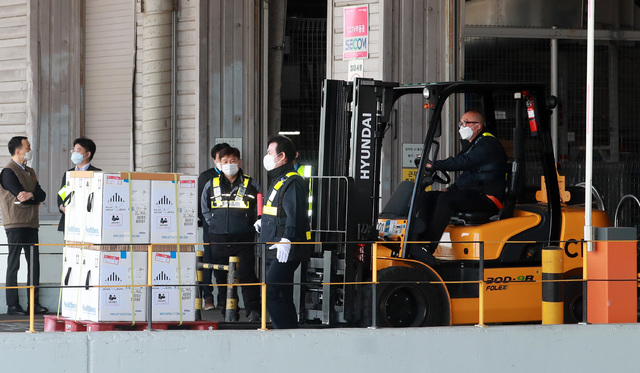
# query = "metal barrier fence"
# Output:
<box><xmin>0</xmin><ymin>237</ymin><xmax>636</xmax><ymax>332</ymax></box>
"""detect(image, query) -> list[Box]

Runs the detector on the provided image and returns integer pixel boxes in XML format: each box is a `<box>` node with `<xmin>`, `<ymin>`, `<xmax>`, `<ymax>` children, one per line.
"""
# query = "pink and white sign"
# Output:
<box><xmin>343</xmin><ymin>5</ymin><xmax>368</xmax><ymax>60</ymax></box>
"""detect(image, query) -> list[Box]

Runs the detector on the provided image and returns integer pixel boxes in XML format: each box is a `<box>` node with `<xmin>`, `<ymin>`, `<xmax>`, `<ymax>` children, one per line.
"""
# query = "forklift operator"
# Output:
<box><xmin>410</xmin><ymin>110</ymin><xmax>508</xmax><ymax>265</ymax></box>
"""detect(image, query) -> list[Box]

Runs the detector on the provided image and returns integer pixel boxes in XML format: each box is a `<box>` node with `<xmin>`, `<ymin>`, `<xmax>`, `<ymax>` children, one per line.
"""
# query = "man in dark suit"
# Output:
<box><xmin>57</xmin><ymin>137</ymin><xmax>101</xmax><ymax>232</ymax></box>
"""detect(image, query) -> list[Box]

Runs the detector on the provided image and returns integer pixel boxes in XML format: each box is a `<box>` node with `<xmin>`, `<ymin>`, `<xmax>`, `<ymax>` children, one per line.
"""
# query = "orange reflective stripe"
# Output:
<box><xmin>486</xmin><ymin>194</ymin><xmax>503</xmax><ymax>209</ymax></box>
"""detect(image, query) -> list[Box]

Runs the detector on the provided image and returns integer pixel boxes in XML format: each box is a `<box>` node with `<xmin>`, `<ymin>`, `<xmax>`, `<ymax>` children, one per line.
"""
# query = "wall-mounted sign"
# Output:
<box><xmin>215</xmin><ymin>137</ymin><xmax>243</xmax><ymax>155</ymax></box>
<box><xmin>348</xmin><ymin>59</ymin><xmax>364</xmax><ymax>81</ymax></box>
<box><xmin>402</xmin><ymin>143</ymin><xmax>423</xmax><ymax>168</ymax></box>
<box><xmin>343</xmin><ymin>5</ymin><xmax>368</xmax><ymax>60</ymax></box>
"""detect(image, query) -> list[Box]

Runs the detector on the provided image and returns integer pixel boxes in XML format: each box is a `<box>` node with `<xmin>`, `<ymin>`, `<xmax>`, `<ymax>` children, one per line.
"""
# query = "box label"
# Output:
<box><xmin>104</xmin><ymin>293</ymin><xmax>121</xmax><ymax>306</ymax></box>
<box><xmin>103</xmin><ymin>255</ymin><xmax>120</xmax><ymax>266</ymax></box>
<box><xmin>179</xmin><ymin>179</ymin><xmax>195</xmax><ymax>188</ymax></box>
<box><xmin>155</xmin><ymin>253</ymin><xmax>171</xmax><ymax>264</ymax></box>
<box><xmin>153</xmin><ymin>290</ymin><xmax>170</xmax><ymax>306</ymax></box>
<box><xmin>106</xmin><ymin>175</ymin><xmax>123</xmax><ymax>185</ymax></box>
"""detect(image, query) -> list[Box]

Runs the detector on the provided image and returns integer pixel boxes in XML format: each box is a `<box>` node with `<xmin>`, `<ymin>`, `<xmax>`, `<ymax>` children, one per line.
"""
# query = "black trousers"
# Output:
<box><xmin>200</xmin><ymin>221</ymin><xmax>213</xmax><ymax>299</ymax></box>
<box><xmin>418</xmin><ymin>189</ymin><xmax>498</xmax><ymax>252</ymax></box>
<box><xmin>5</xmin><ymin>228</ymin><xmax>40</xmax><ymax>307</ymax></box>
<box><xmin>210</xmin><ymin>235</ymin><xmax>260</xmax><ymax>316</ymax></box>
<box><xmin>265</xmin><ymin>259</ymin><xmax>301</xmax><ymax>329</ymax></box>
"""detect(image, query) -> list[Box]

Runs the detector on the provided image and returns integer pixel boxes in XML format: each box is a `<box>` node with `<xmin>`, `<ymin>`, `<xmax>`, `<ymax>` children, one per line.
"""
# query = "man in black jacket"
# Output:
<box><xmin>254</xmin><ymin>135</ymin><xmax>311</xmax><ymax>329</ymax></box>
<box><xmin>411</xmin><ymin>111</ymin><xmax>508</xmax><ymax>265</ymax></box>
<box><xmin>197</xmin><ymin>142</ymin><xmax>230</xmax><ymax>311</ymax></box>
<box><xmin>201</xmin><ymin>146</ymin><xmax>261</xmax><ymax>321</ymax></box>
<box><xmin>57</xmin><ymin>137</ymin><xmax>101</xmax><ymax>232</ymax></box>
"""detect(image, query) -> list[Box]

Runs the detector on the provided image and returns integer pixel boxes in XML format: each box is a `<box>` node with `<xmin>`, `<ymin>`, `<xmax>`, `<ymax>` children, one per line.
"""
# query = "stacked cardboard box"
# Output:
<box><xmin>60</xmin><ymin>172</ymin><xmax>198</xmax><ymax>322</ymax></box>
<box><xmin>64</xmin><ymin>172</ymin><xmax>198</xmax><ymax>244</ymax></box>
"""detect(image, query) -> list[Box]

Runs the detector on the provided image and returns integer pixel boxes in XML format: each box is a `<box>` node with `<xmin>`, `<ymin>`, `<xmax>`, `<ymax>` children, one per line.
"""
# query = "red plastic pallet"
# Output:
<box><xmin>44</xmin><ymin>315</ymin><xmax>219</xmax><ymax>332</ymax></box>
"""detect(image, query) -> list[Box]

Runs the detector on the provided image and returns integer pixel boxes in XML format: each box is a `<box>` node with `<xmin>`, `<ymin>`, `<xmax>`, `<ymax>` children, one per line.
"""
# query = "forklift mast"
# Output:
<box><xmin>314</xmin><ymin>79</ymin><xmax>398</xmax><ymax>323</ymax></box>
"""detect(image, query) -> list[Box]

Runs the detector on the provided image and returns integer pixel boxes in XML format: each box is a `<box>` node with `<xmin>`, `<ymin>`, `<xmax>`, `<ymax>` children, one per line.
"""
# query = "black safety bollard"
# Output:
<box><xmin>224</xmin><ymin>256</ymin><xmax>239</xmax><ymax>322</ymax></box>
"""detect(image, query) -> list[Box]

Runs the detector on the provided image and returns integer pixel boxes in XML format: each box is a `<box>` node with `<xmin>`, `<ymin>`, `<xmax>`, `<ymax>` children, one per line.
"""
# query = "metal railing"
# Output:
<box><xmin>0</xmin><ymin>236</ymin><xmax>637</xmax><ymax>332</ymax></box>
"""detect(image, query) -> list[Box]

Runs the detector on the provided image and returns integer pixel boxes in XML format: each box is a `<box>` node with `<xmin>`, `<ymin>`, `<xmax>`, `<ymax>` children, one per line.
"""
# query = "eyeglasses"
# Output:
<box><xmin>458</xmin><ymin>121</ymin><xmax>480</xmax><ymax>128</ymax></box>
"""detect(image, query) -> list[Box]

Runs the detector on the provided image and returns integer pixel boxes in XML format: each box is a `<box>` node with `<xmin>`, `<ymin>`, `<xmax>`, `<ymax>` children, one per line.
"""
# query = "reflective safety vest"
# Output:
<box><xmin>296</xmin><ymin>164</ymin><xmax>313</xmax><ymax>218</ymax></box>
<box><xmin>263</xmin><ymin>172</ymin><xmax>299</xmax><ymax>217</ymax></box>
<box><xmin>57</xmin><ymin>185</ymin><xmax>67</xmax><ymax>202</ymax></box>
<box><xmin>210</xmin><ymin>174</ymin><xmax>251</xmax><ymax>209</ymax></box>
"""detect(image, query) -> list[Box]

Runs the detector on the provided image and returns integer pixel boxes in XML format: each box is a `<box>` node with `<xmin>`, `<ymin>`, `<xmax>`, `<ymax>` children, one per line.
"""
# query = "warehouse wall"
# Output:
<box><xmin>0</xmin><ymin>0</ymin><xmax>83</xmax><ymax>220</ymax></box>
<box><xmin>133</xmin><ymin>0</ymin><xmax>199</xmax><ymax>174</ymax></box>
<box><xmin>2</xmin><ymin>323</ymin><xmax>640</xmax><ymax>371</ymax></box>
<box><xmin>0</xmin><ymin>0</ymin><xmax>29</xmax><ymax>153</ymax></box>
<box><xmin>197</xmin><ymin>0</ymin><xmax>263</xmax><ymax>178</ymax></box>
<box><xmin>84</xmin><ymin>0</ymin><xmax>135</xmax><ymax>172</ymax></box>
<box><xmin>326</xmin><ymin>0</ymin><xmax>457</xmax><ymax>201</ymax></box>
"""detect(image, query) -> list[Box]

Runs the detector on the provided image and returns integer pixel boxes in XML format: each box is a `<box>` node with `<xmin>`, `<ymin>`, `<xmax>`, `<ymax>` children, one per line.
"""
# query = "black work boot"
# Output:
<box><xmin>408</xmin><ymin>244</ymin><xmax>437</xmax><ymax>266</ymax></box>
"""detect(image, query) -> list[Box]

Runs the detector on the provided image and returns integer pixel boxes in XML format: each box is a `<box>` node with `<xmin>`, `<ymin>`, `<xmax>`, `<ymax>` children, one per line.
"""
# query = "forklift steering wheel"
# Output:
<box><xmin>424</xmin><ymin>162</ymin><xmax>451</xmax><ymax>185</ymax></box>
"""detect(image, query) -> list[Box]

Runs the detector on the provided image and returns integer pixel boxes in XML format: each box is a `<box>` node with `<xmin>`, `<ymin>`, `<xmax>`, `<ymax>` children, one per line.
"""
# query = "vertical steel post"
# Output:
<box><xmin>477</xmin><ymin>241</ymin><xmax>486</xmax><ymax>327</ymax></box>
<box><xmin>260</xmin><ymin>243</ymin><xmax>267</xmax><ymax>330</ymax></box>
<box><xmin>371</xmin><ymin>242</ymin><xmax>378</xmax><ymax>328</ymax></box>
<box><xmin>28</xmin><ymin>286</ymin><xmax>35</xmax><ymax>333</ymax></box>
<box><xmin>225</xmin><ymin>256</ymin><xmax>239</xmax><ymax>322</ymax></box>
<box><xmin>147</xmin><ymin>244</ymin><xmax>153</xmax><ymax>330</ymax></box>
<box><xmin>195</xmin><ymin>250</ymin><xmax>203</xmax><ymax>320</ymax></box>
<box><xmin>29</xmin><ymin>245</ymin><xmax>34</xmax><ymax>309</ymax></box>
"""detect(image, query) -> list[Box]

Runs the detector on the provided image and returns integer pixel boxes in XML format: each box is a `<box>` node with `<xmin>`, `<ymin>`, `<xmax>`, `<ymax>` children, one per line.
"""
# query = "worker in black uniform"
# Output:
<box><xmin>410</xmin><ymin>110</ymin><xmax>508</xmax><ymax>265</ymax></box>
<box><xmin>198</xmin><ymin>142</ymin><xmax>230</xmax><ymax>311</ymax></box>
<box><xmin>201</xmin><ymin>146</ymin><xmax>262</xmax><ymax>321</ymax></box>
<box><xmin>254</xmin><ymin>135</ymin><xmax>311</xmax><ymax>329</ymax></box>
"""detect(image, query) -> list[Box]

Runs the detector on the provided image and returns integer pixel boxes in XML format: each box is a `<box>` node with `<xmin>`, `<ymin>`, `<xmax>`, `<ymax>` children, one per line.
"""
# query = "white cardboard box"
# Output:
<box><xmin>64</xmin><ymin>172</ymin><xmax>92</xmax><ymax>243</ymax></box>
<box><xmin>77</xmin><ymin>249</ymin><xmax>148</xmax><ymax>322</ymax></box>
<box><xmin>83</xmin><ymin>173</ymin><xmax>151</xmax><ymax>244</ymax></box>
<box><xmin>150</xmin><ymin>251</ymin><xmax>196</xmax><ymax>321</ymax></box>
<box><xmin>61</xmin><ymin>246</ymin><xmax>83</xmax><ymax>319</ymax></box>
<box><xmin>150</xmin><ymin>176</ymin><xmax>198</xmax><ymax>244</ymax></box>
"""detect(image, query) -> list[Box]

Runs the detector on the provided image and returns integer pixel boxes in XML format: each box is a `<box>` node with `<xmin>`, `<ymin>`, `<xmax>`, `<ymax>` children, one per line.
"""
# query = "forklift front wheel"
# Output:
<box><xmin>377</xmin><ymin>266</ymin><xmax>449</xmax><ymax>327</ymax></box>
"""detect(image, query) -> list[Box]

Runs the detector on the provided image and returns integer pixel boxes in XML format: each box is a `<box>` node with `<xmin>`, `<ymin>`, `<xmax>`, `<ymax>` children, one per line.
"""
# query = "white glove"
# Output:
<box><xmin>269</xmin><ymin>238</ymin><xmax>291</xmax><ymax>263</ymax></box>
<box><xmin>253</xmin><ymin>219</ymin><xmax>262</xmax><ymax>233</ymax></box>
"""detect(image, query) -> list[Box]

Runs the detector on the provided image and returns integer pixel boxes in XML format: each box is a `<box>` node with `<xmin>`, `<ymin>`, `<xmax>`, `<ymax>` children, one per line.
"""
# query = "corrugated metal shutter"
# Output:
<box><xmin>0</xmin><ymin>0</ymin><xmax>28</xmax><ymax>163</ymax></box>
<box><xmin>84</xmin><ymin>0</ymin><xmax>134</xmax><ymax>171</ymax></box>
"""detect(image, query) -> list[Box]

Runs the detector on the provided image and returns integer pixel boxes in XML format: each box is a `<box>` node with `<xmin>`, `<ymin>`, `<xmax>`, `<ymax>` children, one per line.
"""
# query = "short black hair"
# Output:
<box><xmin>218</xmin><ymin>146</ymin><xmax>241</xmax><ymax>160</ymax></box>
<box><xmin>211</xmin><ymin>142</ymin><xmax>230</xmax><ymax>159</ymax></box>
<box><xmin>73</xmin><ymin>137</ymin><xmax>97</xmax><ymax>161</ymax></box>
<box><xmin>8</xmin><ymin>136</ymin><xmax>27</xmax><ymax>156</ymax></box>
<box><xmin>267</xmin><ymin>135</ymin><xmax>297</xmax><ymax>164</ymax></box>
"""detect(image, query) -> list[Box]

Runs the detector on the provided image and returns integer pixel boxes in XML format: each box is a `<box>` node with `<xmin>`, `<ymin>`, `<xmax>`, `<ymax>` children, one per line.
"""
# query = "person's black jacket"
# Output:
<box><xmin>198</xmin><ymin>167</ymin><xmax>219</xmax><ymax>227</ymax></box>
<box><xmin>57</xmin><ymin>165</ymin><xmax>101</xmax><ymax>232</ymax></box>
<box><xmin>200</xmin><ymin>170</ymin><xmax>261</xmax><ymax>237</ymax></box>
<box><xmin>434</xmin><ymin>131</ymin><xmax>508</xmax><ymax>199</ymax></box>
<box><xmin>259</xmin><ymin>162</ymin><xmax>311</xmax><ymax>261</ymax></box>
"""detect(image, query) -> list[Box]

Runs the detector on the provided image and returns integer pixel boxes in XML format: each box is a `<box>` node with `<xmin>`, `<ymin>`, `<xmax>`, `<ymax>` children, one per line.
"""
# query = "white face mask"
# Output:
<box><xmin>71</xmin><ymin>151</ymin><xmax>85</xmax><ymax>165</ymax></box>
<box><xmin>23</xmin><ymin>150</ymin><xmax>33</xmax><ymax>161</ymax></box>
<box><xmin>221</xmin><ymin>163</ymin><xmax>239</xmax><ymax>176</ymax></box>
<box><xmin>215</xmin><ymin>162</ymin><xmax>222</xmax><ymax>171</ymax></box>
<box><xmin>263</xmin><ymin>153</ymin><xmax>282</xmax><ymax>171</ymax></box>
<box><xmin>459</xmin><ymin>126</ymin><xmax>474</xmax><ymax>141</ymax></box>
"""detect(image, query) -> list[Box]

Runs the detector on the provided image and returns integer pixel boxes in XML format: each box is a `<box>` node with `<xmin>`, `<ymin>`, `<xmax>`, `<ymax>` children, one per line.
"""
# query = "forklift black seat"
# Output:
<box><xmin>450</xmin><ymin>162</ymin><xmax>518</xmax><ymax>226</ymax></box>
<box><xmin>379</xmin><ymin>180</ymin><xmax>415</xmax><ymax>219</ymax></box>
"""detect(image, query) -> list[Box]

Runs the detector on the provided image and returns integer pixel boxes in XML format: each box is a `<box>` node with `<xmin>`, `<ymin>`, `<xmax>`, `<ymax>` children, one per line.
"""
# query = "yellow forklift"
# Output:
<box><xmin>304</xmin><ymin>79</ymin><xmax>609</xmax><ymax>327</ymax></box>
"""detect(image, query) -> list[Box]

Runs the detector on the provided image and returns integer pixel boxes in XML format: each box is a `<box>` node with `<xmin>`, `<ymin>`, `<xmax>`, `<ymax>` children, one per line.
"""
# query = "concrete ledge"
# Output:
<box><xmin>1</xmin><ymin>323</ymin><xmax>639</xmax><ymax>371</ymax></box>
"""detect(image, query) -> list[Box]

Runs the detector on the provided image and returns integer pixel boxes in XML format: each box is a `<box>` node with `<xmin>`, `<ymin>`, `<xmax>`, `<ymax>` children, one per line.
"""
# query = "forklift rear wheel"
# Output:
<box><xmin>563</xmin><ymin>277</ymin><xmax>583</xmax><ymax>323</ymax></box>
<box><xmin>377</xmin><ymin>266</ymin><xmax>448</xmax><ymax>327</ymax></box>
